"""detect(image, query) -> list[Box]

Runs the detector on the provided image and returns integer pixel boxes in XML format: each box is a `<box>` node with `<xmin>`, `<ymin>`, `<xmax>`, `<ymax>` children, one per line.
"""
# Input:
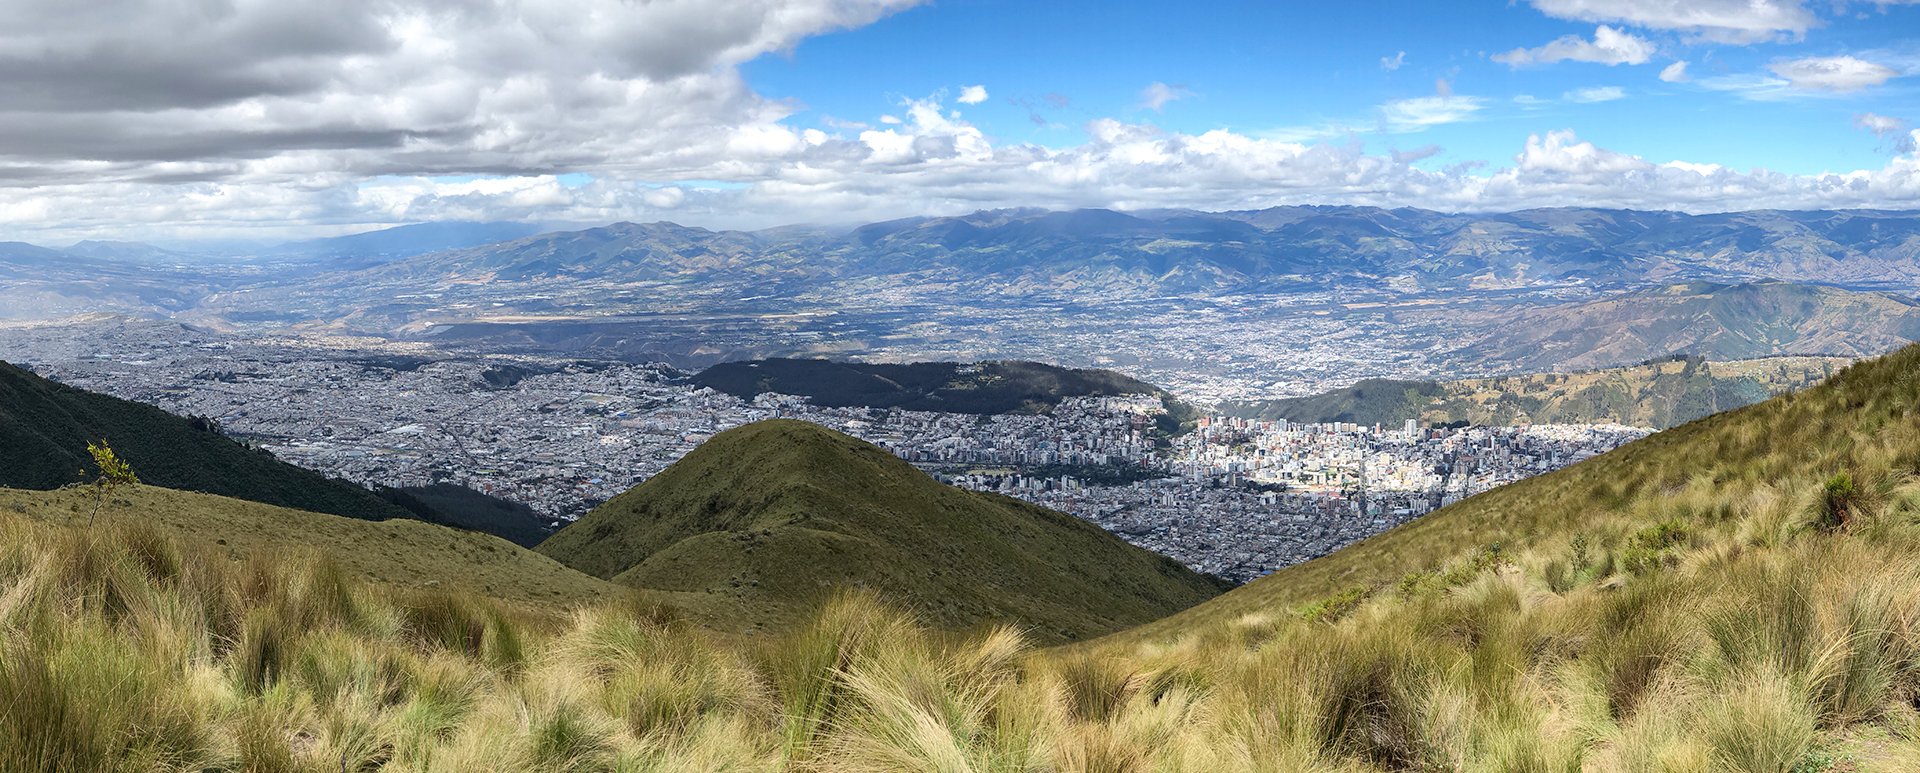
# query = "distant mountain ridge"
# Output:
<box><xmin>537</xmin><ymin>419</ymin><xmax>1228</xmax><ymax>641</ymax></box>
<box><xmin>332</xmin><ymin>206</ymin><xmax>1920</xmax><ymax>296</ymax></box>
<box><xmin>1454</xmin><ymin>281</ymin><xmax>1920</xmax><ymax>371</ymax></box>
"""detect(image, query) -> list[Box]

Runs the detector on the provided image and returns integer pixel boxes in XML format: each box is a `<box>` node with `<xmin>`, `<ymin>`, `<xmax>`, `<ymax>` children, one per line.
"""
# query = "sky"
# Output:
<box><xmin>2</xmin><ymin>0</ymin><xmax>1919</xmax><ymax>243</ymax></box>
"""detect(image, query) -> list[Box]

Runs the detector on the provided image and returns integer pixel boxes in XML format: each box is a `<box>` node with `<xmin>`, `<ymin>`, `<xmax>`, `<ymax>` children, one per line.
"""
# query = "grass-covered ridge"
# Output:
<box><xmin>0</xmin><ymin>360</ymin><xmax>406</xmax><ymax>521</ymax></box>
<box><xmin>538</xmin><ymin>419</ymin><xmax>1227</xmax><ymax>642</ymax></box>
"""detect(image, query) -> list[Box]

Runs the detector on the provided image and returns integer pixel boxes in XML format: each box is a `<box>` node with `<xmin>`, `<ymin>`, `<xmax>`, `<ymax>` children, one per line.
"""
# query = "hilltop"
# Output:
<box><xmin>1226</xmin><ymin>354</ymin><xmax>1847</xmax><ymax>429</ymax></box>
<box><xmin>537</xmin><ymin>419</ymin><xmax>1226</xmax><ymax>641</ymax></box>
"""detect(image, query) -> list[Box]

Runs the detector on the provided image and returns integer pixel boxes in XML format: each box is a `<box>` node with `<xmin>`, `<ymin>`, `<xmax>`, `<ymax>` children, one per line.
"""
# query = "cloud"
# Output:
<box><xmin>1494</xmin><ymin>25</ymin><xmax>1655</xmax><ymax>67</ymax></box>
<box><xmin>1857</xmin><ymin>112</ymin><xmax>1917</xmax><ymax>153</ymax></box>
<box><xmin>5</xmin><ymin>0</ymin><xmax>1920</xmax><ymax>242</ymax></box>
<box><xmin>1521</xmin><ymin>0</ymin><xmax>1819</xmax><ymax>43</ymax></box>
<box><xmin>1379</xmin><ymin>95</ymin><xmax>1488</xmax><ymax>132</ymax></box>
<box><xmin>1381</xmin><ymin>51</ymin><xmax>1407</xmax><ymax>71</ymax></box>
<box><xmin>1139</xmin><ymin>82</ymin><xmax>1191</xmax><ymax>111</ymax></box>
<box><xmin>11</xmin><ymin>119</ymin><xmax>1920</xmax><ymax>243</ymax></box>
<box><xmin>1659</xmin><ymin>61</ymin><xmax>1691</xmax><ymax>82</ymax></box>
<box><xmin>1391</xmin><ymin>144</ymin><xmax>1442</xmax><ymax>163</ymax></box>
<box><xmin>956</xmin><ymin>84</ymin><xmax>988</xmax><ymax>105</ymax></box>
<box><xmin>1565</xmin><ymin>86</ymin><xmax>1628</xmax><ymax>102</ymax></box>
<box><xmin>1768</xmin><ymin>55</ymin><xmax>1901</xmax><ymax>92</ymax></box>
<box><xmin>0</xmin><ymin>0</ymin><xmax>924</xmax><ymax>182</ymax></box>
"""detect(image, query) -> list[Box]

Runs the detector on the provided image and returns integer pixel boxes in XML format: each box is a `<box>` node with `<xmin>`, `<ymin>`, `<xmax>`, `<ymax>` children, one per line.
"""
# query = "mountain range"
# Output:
<box><xmin>280</xmin><ymin>206</ymin><xmax>1920</xmax><ymax>296</ymax></box>
<box><xmin>9</xmin><ymin>206</ymin><xmax>1920</xmax><ymax>389</ymax></box>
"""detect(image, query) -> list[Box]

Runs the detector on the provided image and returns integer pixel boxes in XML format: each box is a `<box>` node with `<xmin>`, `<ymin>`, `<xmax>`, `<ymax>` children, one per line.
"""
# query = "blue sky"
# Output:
<box><xmin>2</xmin><ymin>0</ymin><xmax>1919</xmax><ymax>242</ymax></box>
<box><xmin>749</xmin><ymin>0</ymin><xmax>1917</xmax><ymax>176</ymax></box>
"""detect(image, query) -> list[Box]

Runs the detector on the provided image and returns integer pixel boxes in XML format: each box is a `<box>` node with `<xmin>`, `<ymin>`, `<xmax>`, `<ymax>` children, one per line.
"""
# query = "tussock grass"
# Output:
<box><xmin>15</xmin><ymin>344</ymin><xmax>1920</xmax><ymax>768</ymax></box>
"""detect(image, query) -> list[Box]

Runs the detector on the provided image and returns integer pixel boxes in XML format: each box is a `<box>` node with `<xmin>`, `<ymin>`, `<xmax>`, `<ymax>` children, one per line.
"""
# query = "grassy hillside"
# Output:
<box><xmin>0</xmin><ymin>484</ymin><xmax>612</xmax><ymax>606</ymax></box>
<box><xmin>1121</xmin><ymin>339</ymin><xmax>1920</xmax><ymax>640</ymax></box>
<box><xmin>0</xmin><ymin>360</ymin><xmax>404</xmax><ymax>521</ymax></box>
<box><xmin>16</xmin><ymin>345</ymin><xmax>1920</xmax><ymax>769</ymax></box>
<box><xmin>538</xmin><ymin>419</ymin><xmax>1226</xmax><ymax>642</ymax></box>
<box><xmin>693</xmin><ymin>358</ymin><xmax>1177</xmax><ymax>417</ymax></box>
<box><xmin>1227</xmin><ymin>354</ymin><xmax>1846</xmax><ymax>429</ymax></box>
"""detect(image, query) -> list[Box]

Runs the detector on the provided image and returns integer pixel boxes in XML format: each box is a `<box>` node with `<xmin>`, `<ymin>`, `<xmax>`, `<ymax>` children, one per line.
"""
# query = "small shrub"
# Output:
<box><xmin>1297</xmin><ymin>588</ymin><xmax>1369</xmax><ymax>624</ymax></box>
<box><xmin>1820</xmin><ymin>473</ymin><xmax>1857</xmax><ymax>531</ymax></box>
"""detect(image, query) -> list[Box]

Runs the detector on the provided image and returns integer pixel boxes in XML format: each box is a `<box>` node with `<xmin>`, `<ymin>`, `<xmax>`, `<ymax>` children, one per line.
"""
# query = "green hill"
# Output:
<box><xmin>693</xmin><ymin>358</ymin><xmax>1186</xmax><ymax>418</ymax></box>
<box><xmin>0</xmin><ymin>361</ymin><xmax>404</xmax><ymax>521</ymax></box>
<box><xmin>1225</xmin><ymin>354</ymin><xmax>1846</xmax><ymax>429</ymax></box>
<box><xmin>537</xmin><ymin>419</ymin><xmax>1227</xmax><ymax>641</ymax></box>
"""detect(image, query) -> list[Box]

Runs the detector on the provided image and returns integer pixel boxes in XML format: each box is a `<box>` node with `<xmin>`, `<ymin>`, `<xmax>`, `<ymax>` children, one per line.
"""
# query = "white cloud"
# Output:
<box><xmin>1392</xmin><ymin>144</ymin><xmax>1442</xmax><ymax>163</ymax></box>
<box><xmin>643</xmin><ymin>186</ymin><xmax>687</xmax><ymax>208</ymax></box>
<box><xmin>1494</xmin><ymin>25</ymin><xmax>1656</xmax><ymax>67</ymax></box>
<box><xmin>11</xmin><ymin>120</ymin><xmax>1920</xmax><ymax>243</ymax></box>
<box><xmin>1768</xmin><ymin>55</ymin><xmax>1901</xmax><ymax>92</ymax></box>
<box><xmin>1139</xmin><ymin>82</ymin><xmax>1190</xmax><ymax>111</ymax></box>
<box><xmin>956</xmin><ymin>84</ymin><xmax>988</xmax><ymax>105</ymax></box>
<box><xmin>1523</xmin><ymin>0</ymin><xmax>1819</xmax><ymax>42</ymax></box>
<box><xmin>1381</xmin><ymin>51</ymin><xmax>1407</xmax><ymax>71</ymax></box>
<box><xmin>1379</xmin><ymin>95</ymin><xmax>1489</xmax><ymax>132</ymax></box>
<box><xmin>1659</xmin><ymin>60</ymin><xmax>1690</xmax><ymax>82</ymax></box>
<box><xmin>1565</xmin><ymin>86</ymin><xmax>1628</xmax><ymax>102</ymax></box>
<box><xmin>3</xmin><ymin>0</ymin><xmax>1920</xmax><ymax>242</ymax></box>
<box><xmin>1857</xmin><ymin>112</ymin><xmax>1917</xmax><ymax>153</ymax></box>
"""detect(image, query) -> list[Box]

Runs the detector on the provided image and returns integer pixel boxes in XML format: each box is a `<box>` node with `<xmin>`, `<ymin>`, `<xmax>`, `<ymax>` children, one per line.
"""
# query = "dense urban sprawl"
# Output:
<box><xmin>5</xmin><ymin>322</ymin><xmax>1649</xmax><ymax>582</ymax></box>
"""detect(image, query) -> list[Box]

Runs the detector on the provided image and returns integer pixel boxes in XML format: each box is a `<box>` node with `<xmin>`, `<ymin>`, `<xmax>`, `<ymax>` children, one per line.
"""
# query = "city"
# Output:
<box><xmin>6</xmin><ymin>319</ymin><xmax>1648</xmax><ymax>582</ymax></box>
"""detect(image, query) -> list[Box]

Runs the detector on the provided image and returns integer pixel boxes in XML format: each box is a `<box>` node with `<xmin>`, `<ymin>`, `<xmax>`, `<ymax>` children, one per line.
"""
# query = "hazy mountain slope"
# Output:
<box><xmin>0</xmin><ymin>361</ymin><xmax>406</xmax><ymax>522</ymax></box>
<box><xmin>538</xmin><ymin>419</ymin><xmax>1226</xmax><ymax>641</ymax></box>
<box><xmin>1226</xmin><ymin>354</ymin><xmax>1846</xmax><ymax>429</ymax></box>
<box><xmin>1455</xmin><ymin>281</ymin><xmax>1920</xmax><ymax>371</ymax></box>
<box><xmin>269</xmin><ymin>221</ymin><xmax>547</xmax><ymax>264</ymax></box>
<box><xmin>1113</xmin><ymin>337</ymin><xmax>1920</xmax><ymax>643</ymax></box>
<box><xmin>693</xmin><ymin>358</ymin><xmax>1175</xmax><ymax>416</ymax></box>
